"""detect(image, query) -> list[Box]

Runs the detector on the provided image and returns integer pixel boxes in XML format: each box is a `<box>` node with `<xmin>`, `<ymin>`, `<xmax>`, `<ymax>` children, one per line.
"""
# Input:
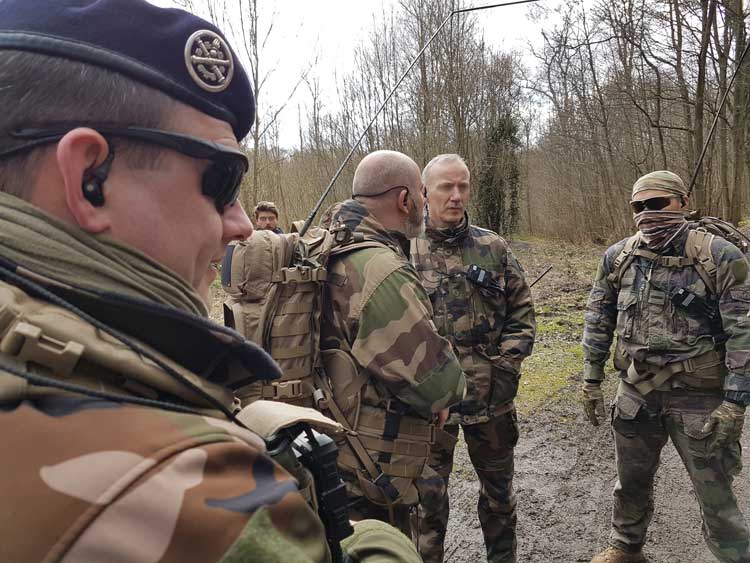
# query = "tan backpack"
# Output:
<box><xmin>222</xmin><ymin>224</ymin><xmax>434</xmax><ymax>515</ymax></box>
<box><xmin>222</xmin><ymin>223</ymin><xmax>335</xmax><ymax>407</ymax></box>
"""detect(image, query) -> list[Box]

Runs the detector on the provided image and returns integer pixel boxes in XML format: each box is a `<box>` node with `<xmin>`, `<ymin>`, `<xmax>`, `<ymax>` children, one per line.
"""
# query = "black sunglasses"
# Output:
<box><xmin>1</xmin><ymin>125</ymin><xmax>249</xmax><ymax>213</ymax></box>
<box><xmin>629</xmin><ymin>195</ymin><xmax>682</xmax><ymax>213</ymax></box>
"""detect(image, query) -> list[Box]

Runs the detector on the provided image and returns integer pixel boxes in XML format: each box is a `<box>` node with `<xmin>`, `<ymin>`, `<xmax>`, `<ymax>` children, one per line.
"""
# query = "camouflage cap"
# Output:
<box><xmin>632</xmin><ymin>170</ymin><xmax>687</xmax><ymax>198</ymax></box>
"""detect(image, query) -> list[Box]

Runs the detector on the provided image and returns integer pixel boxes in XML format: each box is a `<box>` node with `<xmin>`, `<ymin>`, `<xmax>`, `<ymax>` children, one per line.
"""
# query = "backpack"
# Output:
<box><xmin>221</xmin><ymin>223</ymin><xmax>335</xmax><ymax>407</ymax></box>
<box><xmin>222</xmin><ymin>223</ymin><xmax>446</xmax><ymax>513</ymax></box>
<box><xmin>221</xmin><ymin>222</ymin><xmax>382</xmax><ymax>406</ymax></box>
<box><xmin>608</xmin><ymin>216</ymin><xmax>750</xmax><ymax>295</ymax></box>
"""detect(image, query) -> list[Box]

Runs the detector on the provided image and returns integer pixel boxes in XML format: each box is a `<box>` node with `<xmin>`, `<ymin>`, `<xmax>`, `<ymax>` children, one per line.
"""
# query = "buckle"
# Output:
<box><xmin>273</xmin><ymin>379</ymin><xmax>303</xmax><ymax>399</ymax></box>
<box><xmin>0</xmin><ymin>321</ymin><xmax>84</xmax><ymax>378</ymax></box>
<box><xmin>385</xmin><ymin>399</ymin><xmax>409</xmax><ymax>415</ymax></box>
<box><xmin>313</xmin><ymin>388</ymin><xmax>326</xmax><ymax>404</ymax></box>
<box><xmin>373</xmin><ymin>471</ymin><xmax>400</xmax><ymax>502</ymax></box>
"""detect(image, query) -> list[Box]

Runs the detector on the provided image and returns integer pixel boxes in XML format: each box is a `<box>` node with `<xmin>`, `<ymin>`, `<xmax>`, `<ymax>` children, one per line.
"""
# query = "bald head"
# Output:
<box><xmin>352</xmin><ymin>150</ymin><xmax>422</xmax><ymax>199</ymax></box>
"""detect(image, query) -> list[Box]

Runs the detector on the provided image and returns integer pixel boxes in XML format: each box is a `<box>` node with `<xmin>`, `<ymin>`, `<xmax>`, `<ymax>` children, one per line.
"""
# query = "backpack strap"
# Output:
<box><xmin>685</xmin><ymin>228</ymin><xmax>717</xmax><ymax>296</ymax></box>
<box><xmin>328</xmin><ymin>239</ymin><xmax>389</xmax><ymax>258</ymax></box>
<box><xmin>607</xmin><ymin>233</ymin><xmax>642</xmax><ymax>289</ymax></box>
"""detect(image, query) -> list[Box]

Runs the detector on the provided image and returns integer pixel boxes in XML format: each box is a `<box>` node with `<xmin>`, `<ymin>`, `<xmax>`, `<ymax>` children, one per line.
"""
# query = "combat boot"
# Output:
<box><xmin>590</xmin><ymin>546</ymin><xmax>647</xmax><ymax>563</ymax></box>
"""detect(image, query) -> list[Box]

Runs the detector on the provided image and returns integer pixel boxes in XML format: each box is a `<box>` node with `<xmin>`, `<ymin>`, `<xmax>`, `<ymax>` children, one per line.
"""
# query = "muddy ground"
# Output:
<box><xmin>208</xmin><ymin>236</ymin><xmax>750</xmax><ymax>563</ymax></box>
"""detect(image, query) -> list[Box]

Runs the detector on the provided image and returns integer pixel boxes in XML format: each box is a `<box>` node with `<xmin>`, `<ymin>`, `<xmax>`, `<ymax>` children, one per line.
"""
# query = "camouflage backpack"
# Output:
<box><xmin>609</xmin><ymin>216</ymin><xmax>750</xmax><ymax>296</ymax></box>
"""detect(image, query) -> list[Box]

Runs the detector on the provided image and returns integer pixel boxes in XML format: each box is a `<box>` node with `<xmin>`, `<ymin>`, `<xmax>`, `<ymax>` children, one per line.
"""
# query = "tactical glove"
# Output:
<box><xmin>702</xmin><ymin>401</ymin><xmax>745</xmax><ymax>452</ymax></box>
<box><xmin>342</xmin><ymin>519</ymin><xmax>421</xmax><ymax>563</ymax></box>
<box><xmin>582</xmin><ymin>381</ymin><xmax>605</xmax><ymax>426</ymax></box>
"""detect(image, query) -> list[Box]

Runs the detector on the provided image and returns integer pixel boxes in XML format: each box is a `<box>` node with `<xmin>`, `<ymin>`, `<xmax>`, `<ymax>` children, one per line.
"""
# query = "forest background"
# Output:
<box><xmin>174</xmin><ymin>0</ymin><xmax>750</xmax><ymax>244</ymax></box>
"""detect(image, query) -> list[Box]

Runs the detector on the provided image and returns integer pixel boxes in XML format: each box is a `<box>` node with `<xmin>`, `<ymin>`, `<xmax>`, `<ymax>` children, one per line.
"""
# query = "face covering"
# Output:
<box><xmin>633</xmin><ymin>210</ymin><xmax>688</xmax><ymax>251</ymax></box>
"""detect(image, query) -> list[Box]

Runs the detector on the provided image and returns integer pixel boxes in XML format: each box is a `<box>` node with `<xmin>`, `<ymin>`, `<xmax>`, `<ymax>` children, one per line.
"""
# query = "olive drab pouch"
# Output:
<box><xmin>222</xmin><ymin>223</ymin><xmax>335</xmax><ymax>407</ymax></box>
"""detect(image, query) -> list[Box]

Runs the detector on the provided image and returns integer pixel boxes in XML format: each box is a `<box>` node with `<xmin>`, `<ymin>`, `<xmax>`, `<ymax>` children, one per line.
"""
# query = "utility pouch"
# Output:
<box><xmin>612</xmin><ymin>392</ymin><xmax>645</xmax><ymax>438</ymax></box>
<box><xmin>237</xmin><ymin>401</ymin><xmax>351</xmax><ymax>563</ymax></box>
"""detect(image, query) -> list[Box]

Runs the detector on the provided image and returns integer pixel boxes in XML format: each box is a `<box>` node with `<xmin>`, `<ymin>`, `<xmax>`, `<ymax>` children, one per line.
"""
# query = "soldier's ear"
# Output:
<box><xmin>56</xmin><ymin>128</ymin><xmax>112</xmax><ymax>234</ymax></box>
<box><xmin>398</xmin><ymin>189</ymin><xmax>409</xmax><ymax>213</ymax></box>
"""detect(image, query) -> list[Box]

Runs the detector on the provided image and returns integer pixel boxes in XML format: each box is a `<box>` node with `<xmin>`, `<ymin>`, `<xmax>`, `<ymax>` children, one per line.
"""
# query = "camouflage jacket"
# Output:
<box><xmin>411</xmin><ymin>214</ymin><xmax>536</xmax><ymax>424</ymax></box>
<box><xmin>0</xmin><ymin>274</ymin><xmax>419</xmax><ymax>562</ymax></box>
<box><xmin>582</xmin><ymin>228</ymin><xmax>750</xmax><ymax>402</ymax></box>
<box><xmin>320</xmin><ymin>200</ymin><xmax>465</xmax><ymax>420</ymax></box>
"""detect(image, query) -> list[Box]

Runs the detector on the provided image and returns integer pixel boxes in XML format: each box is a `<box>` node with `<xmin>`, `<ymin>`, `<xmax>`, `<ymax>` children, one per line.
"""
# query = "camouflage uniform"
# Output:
<box><xmin>411</xmin><ymin>214</ymin><xmax>536</xmax><ymax>563</ymax></box>
<box><xmin>0</xmin><ymin>206</ymin><xmax>422</xmax><ymax>563</ymax></box>
<box><xmin>320</xmin><ymin>199</ymin><xmax>466</xmax><ymax>536</ymax></box>
<box><xmin>583</xmin><ymin>228</ymin><xmax>750</xmax><ymax>562</ymax></box>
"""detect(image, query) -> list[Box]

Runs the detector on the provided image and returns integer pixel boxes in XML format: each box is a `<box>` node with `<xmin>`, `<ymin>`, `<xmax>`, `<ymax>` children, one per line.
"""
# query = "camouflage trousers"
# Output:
<box><xmin>610</xmin><ymin>381</ymin><xmax>750</xmax><ymax>563</ymax></box>
<box><xmin>414</xmin><ymin>410</ymin><xmax>519</xmax><ymax>563</ymax></box>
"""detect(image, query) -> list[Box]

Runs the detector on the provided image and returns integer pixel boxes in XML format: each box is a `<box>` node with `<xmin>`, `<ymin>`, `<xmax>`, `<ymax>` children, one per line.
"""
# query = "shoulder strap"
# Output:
<box><xmin>328</xmin><ymin>239</ymin><xmax>388</xmax><ymax>258</ymax></box>
<box><xmin>607</xmin><ymin>233</ymin><xmax>641</xmax><ymax>289</ymax></box>
<box><xmin>685</xmin><ymin>228</ymin><xmax>717</xmax><ymax>295</ymax></box>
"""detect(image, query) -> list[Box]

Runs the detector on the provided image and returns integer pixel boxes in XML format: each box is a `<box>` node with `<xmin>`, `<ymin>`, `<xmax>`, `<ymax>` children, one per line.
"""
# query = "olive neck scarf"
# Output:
<box><xmin>0</xmin><ymin>192</ymin><xmax>208</xmax><ymax>317</ymax></box>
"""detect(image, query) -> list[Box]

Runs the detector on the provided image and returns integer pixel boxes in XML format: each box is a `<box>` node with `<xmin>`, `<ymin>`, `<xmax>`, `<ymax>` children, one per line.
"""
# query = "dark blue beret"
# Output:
<box><xmin>0</xmin><ymin>0</ymin><xmax>254</xmax><ymax>141</ymax></box>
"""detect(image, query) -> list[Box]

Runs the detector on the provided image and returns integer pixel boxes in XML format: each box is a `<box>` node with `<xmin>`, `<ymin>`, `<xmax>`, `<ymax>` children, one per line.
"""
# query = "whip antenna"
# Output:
<box><xmin>298</xmin><ymin>0</ymin><xmax>539</xmax><ymax>236</ymax></box>
<box><xmin>687</xmin><ymin>38</ymin><xmax>750</xmax><ymax>196</ymax></box>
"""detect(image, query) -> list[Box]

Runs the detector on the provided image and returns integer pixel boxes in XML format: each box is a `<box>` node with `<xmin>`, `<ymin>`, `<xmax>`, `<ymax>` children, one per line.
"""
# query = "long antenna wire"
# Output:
<box><xmin>687</xmin><ymin>37</ymin><xmax>750</xmax><ymax>196</ymax></box>
<box><xmin>298</xmin><ymin>0</ymin><xmax>539</xmax><ymax>236</ymax></box>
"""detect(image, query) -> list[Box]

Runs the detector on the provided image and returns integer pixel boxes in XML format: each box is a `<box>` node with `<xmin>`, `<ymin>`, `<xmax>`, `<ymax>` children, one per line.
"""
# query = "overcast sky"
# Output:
<box><xmin>149</xmin><ymin>0</ymin><xmax>552</xmax><ymax>147</ymax></box>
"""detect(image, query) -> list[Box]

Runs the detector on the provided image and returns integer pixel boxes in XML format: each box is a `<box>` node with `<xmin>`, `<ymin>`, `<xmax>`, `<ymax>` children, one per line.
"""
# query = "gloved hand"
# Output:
<box><xmin>702</xmin><ymin>401</ymin><xmax>745</xmax><ymax>452</ymax></box>
<box><xmin>342</xmin><ymin>519</ymin><xmax>421</xmax><ymax>563</ymax></box>
<box><xmin>582</xmin><ymin>381</ymin><xmax>605</xmax><ymax>426</ymax></box>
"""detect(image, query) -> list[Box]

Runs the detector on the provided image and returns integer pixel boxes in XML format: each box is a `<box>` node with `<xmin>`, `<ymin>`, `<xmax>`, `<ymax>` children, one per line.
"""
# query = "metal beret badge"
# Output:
<box><xmin>185</xmin><ymin>30</ymin><xmax>234</xmax><ymax>93</ymax></box>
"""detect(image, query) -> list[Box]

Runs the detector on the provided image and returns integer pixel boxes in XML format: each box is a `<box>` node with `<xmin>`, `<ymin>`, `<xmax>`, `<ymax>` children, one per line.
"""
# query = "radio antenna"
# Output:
<box><xmin>298</xmin><ymin>0</ymin><xmax>540</xmax><ymax>236</ymax></box>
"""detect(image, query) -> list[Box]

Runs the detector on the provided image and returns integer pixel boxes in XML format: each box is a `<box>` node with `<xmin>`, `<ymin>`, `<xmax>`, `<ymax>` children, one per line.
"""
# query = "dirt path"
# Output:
<box><xmin>443</xmin><ymin>386</ymin><xmax>750</xmax><ymax>563</ymax></box>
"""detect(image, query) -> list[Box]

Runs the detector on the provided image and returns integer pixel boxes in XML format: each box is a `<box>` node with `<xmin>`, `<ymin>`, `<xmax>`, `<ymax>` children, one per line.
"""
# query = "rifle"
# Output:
<box><xmin>266</xmin><ymin>423</ymin><xmax>353</xmax><ymax>563</ymax></box>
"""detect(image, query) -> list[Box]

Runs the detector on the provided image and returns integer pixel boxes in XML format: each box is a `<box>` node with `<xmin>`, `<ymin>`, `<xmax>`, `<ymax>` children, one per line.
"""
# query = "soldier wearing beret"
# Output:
<box><xmin>582</xmin><ymin>171</ymin><xmax>750</xmax><ymax>563</ymax></box>
<box><xmin>0</xmin><ymin>1</ymin><xmax>421</xmax><ymax>562</ymax></box>
<box><xmin>411</xmin><ymin>153</ymin><xmax>536</xmax><ymax>563</ymax></box>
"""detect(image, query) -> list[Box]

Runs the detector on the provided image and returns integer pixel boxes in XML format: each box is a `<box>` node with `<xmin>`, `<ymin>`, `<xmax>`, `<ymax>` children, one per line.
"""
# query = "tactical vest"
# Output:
<box><xmin>223</xmin><ymin>226</ymin><xmax>434</xmax><ymax>511</ymax></box>
<box><xmin>0</xmin><ymin>279</ymin><xmax>353</xmax><ymax>547</ymax></box>
<box><xmin>607</xmin><ymin>227</ymin><xmax>740</xmax><ymax>394</ymax></box>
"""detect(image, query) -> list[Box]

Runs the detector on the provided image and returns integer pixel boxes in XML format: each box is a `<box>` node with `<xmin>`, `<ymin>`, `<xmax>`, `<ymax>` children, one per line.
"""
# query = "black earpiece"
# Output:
<box><xmin>82</xmin><ymin>147</ymin><xmax>115</xmax><ymax>207</ymax></box>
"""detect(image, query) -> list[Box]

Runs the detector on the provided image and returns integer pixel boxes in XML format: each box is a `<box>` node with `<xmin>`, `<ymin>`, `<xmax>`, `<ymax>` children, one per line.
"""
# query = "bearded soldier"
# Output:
<box><xmin>582</xmin><ymin>170</ymin><xmax>750</xmax><ymax>563</ymax></box>
<box><xmin>319</xmin><ymin>150</ymin><xmax>466</xmax><ymax>538</ymax></box>
<box><xmin>411</xmin><ymin>154</ymin><xmax>536</xmax><ymax>563</ymax></box>
<box><xmin>0</xmin><ymin>2</ymin><xmax>422</xmax><ymax>561</ymax></box>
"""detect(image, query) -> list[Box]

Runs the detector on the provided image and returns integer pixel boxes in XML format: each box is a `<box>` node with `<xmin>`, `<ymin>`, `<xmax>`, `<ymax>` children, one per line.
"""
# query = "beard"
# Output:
<box><xmin>403</xmin><ymin>193</ymin><xmax>426</xmax><ymax>239</ymax></box>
